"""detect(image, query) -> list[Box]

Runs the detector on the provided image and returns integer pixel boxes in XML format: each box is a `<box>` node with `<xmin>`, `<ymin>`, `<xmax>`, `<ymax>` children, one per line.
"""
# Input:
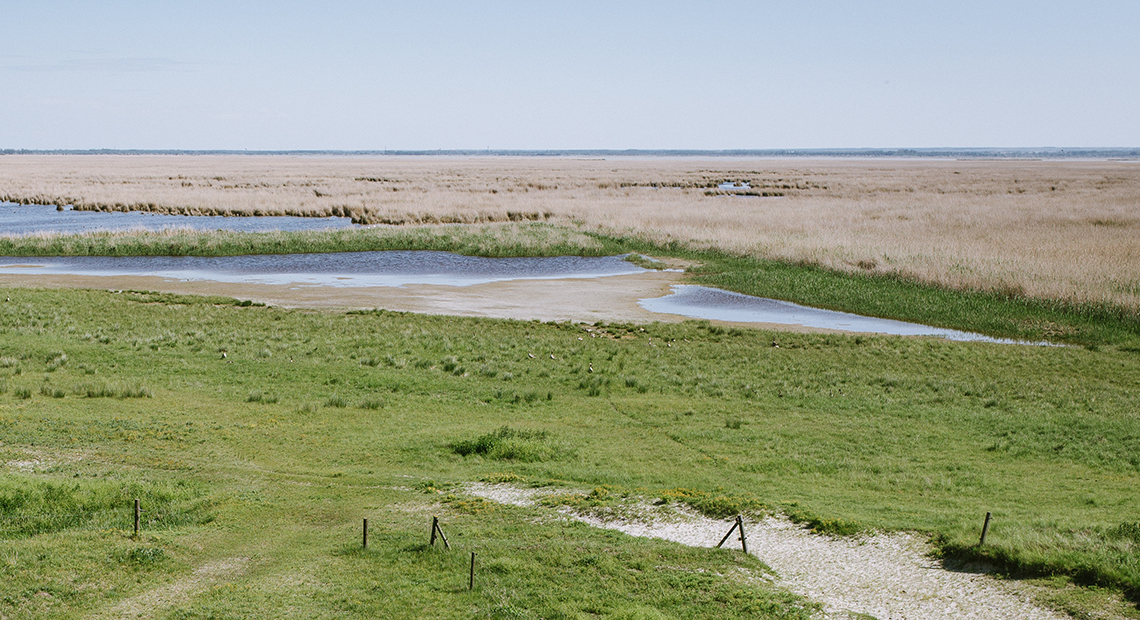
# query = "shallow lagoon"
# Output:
<box><xmin>0</xmin><ymin>251</ymin><xmax>647</xmax><ymax>288</ymax></box>
<box><xmin>0</xmin><ymin>251</ymin><xmax>1029</xmax><ymax>343</ymax></box>
<box><xmin>0</xmin><ymin>202</ymin><xmax>354</xmax><ymax>235</ymax></box>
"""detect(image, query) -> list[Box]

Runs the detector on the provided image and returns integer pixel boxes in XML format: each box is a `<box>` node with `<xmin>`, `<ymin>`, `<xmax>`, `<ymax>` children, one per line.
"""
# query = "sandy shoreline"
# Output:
<box><xmin>0</xmin><ymin>270</ymin><xmax>843</xmax><ymax>334</ymax></box>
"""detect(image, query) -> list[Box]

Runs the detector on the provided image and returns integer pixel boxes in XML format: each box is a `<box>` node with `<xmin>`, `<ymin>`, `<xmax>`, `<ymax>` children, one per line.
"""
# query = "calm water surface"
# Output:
<box><xmin>0</xmin><ymin>246</ymin><xmax>1034</xmax><ymax>343</ymax></box>
<box><xmin>0</xmin><ymin>202</ymin><xmax>354</xmax><ymax>234</ymax></box>
<box><xmin>0</xmin><ymin>251</ymin><xmax>646</xmax><ymax>287</ymax></box>
<box><xmin>640</xmin><ymin>285</ymin><xmax>1035</xmax><ymax>344</ymax></box>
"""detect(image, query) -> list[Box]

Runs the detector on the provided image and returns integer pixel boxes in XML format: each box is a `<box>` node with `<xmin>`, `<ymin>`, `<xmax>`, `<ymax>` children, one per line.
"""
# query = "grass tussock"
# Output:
<box><xmin>246</xmin><ymin>390</ymin><xmax>279</xmax><ymax>404</ymax></box>
<box><xmin>74</xmin><ymin>383</ymin><xmax>153</xmax><ymax>399</ymax></box>
<box><xmin>451</xmin><ymin>426</ymin><xmax>571</xmax><ymax>462</ymax></box>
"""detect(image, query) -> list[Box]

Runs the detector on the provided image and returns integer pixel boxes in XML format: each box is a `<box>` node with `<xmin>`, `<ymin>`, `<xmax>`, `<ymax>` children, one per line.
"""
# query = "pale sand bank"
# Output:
<box><xmin>0</xmin><ymin>270</ymin><xmax>846</xmax><ymax>334</ymax></box>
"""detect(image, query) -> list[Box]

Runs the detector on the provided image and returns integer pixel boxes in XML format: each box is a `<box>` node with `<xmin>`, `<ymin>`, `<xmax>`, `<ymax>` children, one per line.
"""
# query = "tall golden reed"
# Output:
<box><xmin>1</xmin><ymin>155</ymin><xmax>1138</xmax><ymax>310</ymax></box>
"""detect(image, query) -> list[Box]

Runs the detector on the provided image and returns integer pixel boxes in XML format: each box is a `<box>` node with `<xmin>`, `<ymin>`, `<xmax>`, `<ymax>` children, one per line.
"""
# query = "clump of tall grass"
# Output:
<box><xmin>656</xmin><ymin>488</ymin><xmax>770</xmax><ymax>521</ymax></box>
<box><xmin>324</xmin><ymin>394</ymin><xmax>347</xmax><ymax>408</ymax></box>
<box><xmin>75</xmin><ymin>383</ymin><xmax>152</xmax><ymax>399</ymax></box>
<box><xmin>358</xmin><ymin>398</ymin><xmax>384</xmax><ymax>410</ymax></box>
<box><xmin>451</xmin><ymin>426</ymin><xmax>570</xmax><ymax>462</ymax></box>
<box><xmin>121</xmin><ymin>546</ymin><xmax>167</xmax><ymax>566</ymax></box>
<box><xmin>14</xmin><ymin>387</ymin><xmax>32</xmax><ymax>399</ymax></box>
<box><xmin>246</xmin><ymin>390</ymin><xmax>279</xmax><ymax>404</ymax></box>
<box><xmin>479</xmin><ymin>472</ymin><xmax>525</xmax><ymax>484</ymax></box>
<box><xmin>39</xmin><ymin>385</ymin><xmax>65</xmax><ymax>398</ymax></box>
<box><xmin>577</xmin><ymin>376</ymin><xmax>609</xmax><ymax>397</ymax></box>
<box><xmin>485</xmin><ymin>389</ymin><xmax>551</xmax><ymax>404</ymax></box>
<box><xmin>118</xmin><ymin>385</ymin><xmax>153</xmax><ymax>399</ymax></box>
<box><xmin>623</xmin><ymin>377</ymin><xmax>649</xmax><ymax>393</ymax></box>
<box><xmin>45</xmin><ymin>353</ymin><xmax>68</xmax><ymax>371</ymax></box>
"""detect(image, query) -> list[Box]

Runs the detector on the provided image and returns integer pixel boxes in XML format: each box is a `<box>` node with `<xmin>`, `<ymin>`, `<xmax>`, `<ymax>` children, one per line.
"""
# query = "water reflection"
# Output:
<box><xmin>640</xmin><ymin>285</ymin><xmax>1037</xmax><ymax>344</ymax></box>
<box><xmin>0</xmin><ymin>202</ymin><xmax>354</xmax><ymax>235</ymax></box>
<box><xmin>0</xmin><ymin>251</ymin><xmax>646</xmax><ymax>287</ymax></box>
<box><xmin>0</xmin><ymin>248</ymin><xmax>1047</xmax><ymax>344</ymax></box>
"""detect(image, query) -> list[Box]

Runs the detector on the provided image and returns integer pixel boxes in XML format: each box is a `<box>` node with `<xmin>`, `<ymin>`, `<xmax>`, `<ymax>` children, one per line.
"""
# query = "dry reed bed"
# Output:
<box><xmin>2</xmin><ymin>155</ymin><xmax>1138</xmax><ymax>310</ymax></box>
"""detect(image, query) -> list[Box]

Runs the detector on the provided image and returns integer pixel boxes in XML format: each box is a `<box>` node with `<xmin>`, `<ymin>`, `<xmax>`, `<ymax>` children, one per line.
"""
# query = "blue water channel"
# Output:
<box><xmin>0</xmin><ymin>202</ymin><xmax>354</xmax><ymax>235</ymax></box>
<box><xmin>0</xmin><ymin>252</ymin><xmax>647</xmax><ymax>288</ymax></box>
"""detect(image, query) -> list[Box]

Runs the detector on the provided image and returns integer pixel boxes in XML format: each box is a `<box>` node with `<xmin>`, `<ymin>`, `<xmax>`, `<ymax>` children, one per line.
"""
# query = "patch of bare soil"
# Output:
<box><xmin>466</xmin><ymin>483</ymin><xmax>1066</xmax><ymax>620</ymax></box>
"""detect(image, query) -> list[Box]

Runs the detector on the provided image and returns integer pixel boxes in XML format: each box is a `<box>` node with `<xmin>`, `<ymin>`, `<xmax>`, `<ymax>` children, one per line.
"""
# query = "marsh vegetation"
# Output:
<box><xmin>3</xmin><ymin>155</ymin><xmax>1140</xmax><ymax>311</ymax></box>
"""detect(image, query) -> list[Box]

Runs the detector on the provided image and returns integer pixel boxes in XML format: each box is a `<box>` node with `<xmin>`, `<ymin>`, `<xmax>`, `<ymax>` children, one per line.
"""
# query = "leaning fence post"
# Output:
<box><xmin>429</xmin><ymin>516</ymin><xmax>451</xmax><ymax>549</ymax></box>
<box><xmin>737</xmin><ymin>515</ymin><xmax>748</xmax><ymax>554</ymax></box>
<box><xmin>363</xmin><ymin>518</ymin><xmax>368</xmax><ymax>550</ymax></box>
<box><xmin>979</xmin><ymin>511</ymin><xmax>992</xmax><ymax>546</ymax></box>
<box><xmin>133</xmin><ymin>499</ymin><xmax>141</xmax><ymax>537</ymax></box>
<box><xmin>436</xmin><ymin>518</ymin><xmax>450</xmax><ymax>549</ymax></box>
<box><xmin>716</xmin><ymin>517</ymin><xmax>740</xmax><ymax>549</ymax></box>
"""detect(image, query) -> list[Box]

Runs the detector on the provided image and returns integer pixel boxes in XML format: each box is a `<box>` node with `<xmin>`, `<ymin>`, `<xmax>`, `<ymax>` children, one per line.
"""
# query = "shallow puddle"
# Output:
<box><xmin>0</xmin><ymin>202</ymin><xmax>353</xmax><ymax>234</ymax></box>
<box><xmin>640</xmin><ymin>285</ymin><xmax>1035</xmax><ymax>344</ymax></box>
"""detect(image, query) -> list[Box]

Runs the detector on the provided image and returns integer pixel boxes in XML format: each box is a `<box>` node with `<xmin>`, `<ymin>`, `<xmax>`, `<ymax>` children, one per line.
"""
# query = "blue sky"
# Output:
<box><xmin>2</xmin><ymin>1</ymin><xmax>1137</xmax><ymax>150</ymax></box>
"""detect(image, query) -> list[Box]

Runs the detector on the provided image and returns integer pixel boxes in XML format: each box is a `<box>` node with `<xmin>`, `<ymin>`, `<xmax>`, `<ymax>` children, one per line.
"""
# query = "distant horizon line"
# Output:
<box><xmin>2</xmin><ymin>147</ymin><xmax>1139</xmax><ymax>159</ymax></box>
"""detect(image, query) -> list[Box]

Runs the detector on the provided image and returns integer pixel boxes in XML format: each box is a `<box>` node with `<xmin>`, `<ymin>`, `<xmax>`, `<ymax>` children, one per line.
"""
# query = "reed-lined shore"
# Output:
<box><xmin>3</xmin><ymin>155</ymin><xmax>1138</xmax><ymax>312</ymax></box>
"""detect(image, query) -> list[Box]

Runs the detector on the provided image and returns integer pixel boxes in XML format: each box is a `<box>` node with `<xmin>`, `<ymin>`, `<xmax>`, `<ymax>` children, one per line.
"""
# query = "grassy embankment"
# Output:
<box><xmin>0</xmin><ymin>282</ymin><xmax>1138</xmax><ymax>617</ymax></box>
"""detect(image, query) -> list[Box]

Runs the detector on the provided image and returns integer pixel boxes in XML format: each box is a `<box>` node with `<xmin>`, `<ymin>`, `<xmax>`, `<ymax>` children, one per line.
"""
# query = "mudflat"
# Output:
<box><xmin>1</xmin><ymin>269</ymin><xmax>851</xmax><ymax>334</ymax></box>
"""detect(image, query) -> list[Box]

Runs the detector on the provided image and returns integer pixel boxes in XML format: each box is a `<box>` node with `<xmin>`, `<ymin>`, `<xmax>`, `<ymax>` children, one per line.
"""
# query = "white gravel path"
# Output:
<box><xmin>466</xmin><ymin>483</ymin><xmax>1064</xmax><ymax>620</ymax></box>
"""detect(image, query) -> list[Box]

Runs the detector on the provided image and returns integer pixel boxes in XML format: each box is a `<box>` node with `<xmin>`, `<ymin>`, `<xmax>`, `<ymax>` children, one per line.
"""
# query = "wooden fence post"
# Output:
<box><xmin>979</xmin><ymin>511</ymin><xmax>992</xmax><ymax>546</ymax></box>
<box><xmin>716</xmin><ymin>515</ymin><xmax>748</xmax><ymax>553</ymax></box>
<box><xmin>429</xmin><ymin>516</ymin><xmax>450</xmax><ymax>549</ymax></box>
<box><xmin>469</xmin><ymin>552</ymin><xmax>476</xmax><ymax>590</ymax></box>
<box><xmin>133</xmin><ymin>499</ymin><xmax>141</xmax><ymax>537</ymax></box>
<box><xmin>363</xmin><ymin>518</ymin><xmax>368</xmax><ymax>550</ymax></box>
<box><xmin>716</xmin><ymin>517</ymin><xmax>740</xmax><ymax>549</ymax></box>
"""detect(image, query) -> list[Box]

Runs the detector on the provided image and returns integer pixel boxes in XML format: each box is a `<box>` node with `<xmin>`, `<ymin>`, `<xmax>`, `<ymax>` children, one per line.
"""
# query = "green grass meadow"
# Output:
<box><xmin>2</xmin><ymin>223</ymin><xmax>1140</xmax><ymax>618</ymax></box>
<box><xmin>0</xmin><ymin>283</ymin><xmax>1137</xmax><ymax>618</ymax></box>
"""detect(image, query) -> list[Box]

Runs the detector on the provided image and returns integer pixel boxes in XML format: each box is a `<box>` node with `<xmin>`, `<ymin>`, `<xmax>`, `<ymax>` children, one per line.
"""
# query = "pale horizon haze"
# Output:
<box><xmin>2</xmin><ymin>1</ymin><xmax>1137</xmax><ymax>150</ymax></box>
